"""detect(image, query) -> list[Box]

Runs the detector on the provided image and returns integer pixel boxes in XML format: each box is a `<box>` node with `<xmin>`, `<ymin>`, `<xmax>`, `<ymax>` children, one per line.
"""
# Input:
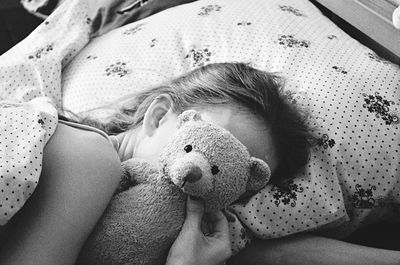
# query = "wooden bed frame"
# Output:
<box><xmin>311</xmin><ymin>0</ymin><xmax>400</xmax><ymax>65</ymax></box>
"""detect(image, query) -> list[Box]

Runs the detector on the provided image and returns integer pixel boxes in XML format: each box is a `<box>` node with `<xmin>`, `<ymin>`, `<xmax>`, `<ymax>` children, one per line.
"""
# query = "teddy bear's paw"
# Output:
<box><xmin>177</xmin><ymin>110</ymin><xmax>202</xmax><ymax>128</ymax></box>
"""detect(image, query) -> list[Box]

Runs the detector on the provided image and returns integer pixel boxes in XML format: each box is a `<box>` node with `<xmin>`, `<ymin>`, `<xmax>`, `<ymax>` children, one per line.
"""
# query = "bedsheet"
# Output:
<box><xmin>0</xmin><ymin>0</ymin><xmax>94</xmax><ymax>225</ymax></box>
<box><xmin>0</xmin><ymin>0</ymin><xmax>127</xmax><ymax>225</ymax></box>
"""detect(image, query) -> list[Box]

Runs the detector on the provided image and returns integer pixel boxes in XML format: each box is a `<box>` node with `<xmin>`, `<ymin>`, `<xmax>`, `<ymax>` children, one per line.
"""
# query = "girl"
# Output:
<box><xmin>0</xmin><ymin>1</ymin><xmax>312</xmax><ymax>264</ymax></box>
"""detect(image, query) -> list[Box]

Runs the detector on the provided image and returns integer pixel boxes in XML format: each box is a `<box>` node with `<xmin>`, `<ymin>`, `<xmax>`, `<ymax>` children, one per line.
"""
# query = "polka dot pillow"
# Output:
<box><xmin>62</xmin><ymin>0</ymin><xmax>400</xmax><ymax>248</ymax></box>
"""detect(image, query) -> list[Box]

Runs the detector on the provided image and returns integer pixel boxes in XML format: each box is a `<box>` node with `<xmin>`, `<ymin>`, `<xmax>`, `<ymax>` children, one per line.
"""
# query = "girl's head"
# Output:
<box><xmin>77</xmin><ymin>63</ymin><xmax>313</xmax><ymax>185</ymax></box>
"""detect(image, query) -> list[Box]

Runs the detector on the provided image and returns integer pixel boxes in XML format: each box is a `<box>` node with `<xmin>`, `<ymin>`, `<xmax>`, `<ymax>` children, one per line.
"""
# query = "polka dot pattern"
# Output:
<box><xmin>0</xmin><ymin>0</ymin><xmax>98</xmax><ymax>225</ymax></box>
<box><xmin>60</xmin><ymin>0</ymin><xmax>400</xmax><ymax>254</ymax></box>
<box><xmin>0</xmin><ymin>97</ymin><xmax>57</xmax><ymax>225</ymax></box>
<box><xmin>3</xmin><ymin>0</ymin><xmax>398</xmax><ymax>254</ymax></box>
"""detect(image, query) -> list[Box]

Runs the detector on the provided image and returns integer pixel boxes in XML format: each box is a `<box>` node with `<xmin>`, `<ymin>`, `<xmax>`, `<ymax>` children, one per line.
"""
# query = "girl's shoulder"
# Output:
<box><xmin>0</xmin><ymin>122</ymin><xmax>122</xmax><ymax>264</ymax></box>
<box><xmin>58</xmin><ymin>119</ymin><xmax>114</xmax><ymax>146</ymax></box>
<box><xmin>45</xmin><ymin>122</ymin><xmax>121</xmax><ymax>174</ymax></box>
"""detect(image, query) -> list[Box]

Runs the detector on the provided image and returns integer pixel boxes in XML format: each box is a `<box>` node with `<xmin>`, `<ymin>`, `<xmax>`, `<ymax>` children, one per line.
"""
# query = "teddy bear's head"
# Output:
<box><xmin>159</xmin><ymin>110</ymin><xmax>271</xmax><ymax>212</ymax></box>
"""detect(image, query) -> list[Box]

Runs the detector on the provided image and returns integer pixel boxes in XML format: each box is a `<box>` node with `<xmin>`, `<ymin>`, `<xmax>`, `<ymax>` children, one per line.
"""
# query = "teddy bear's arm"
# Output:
<box><xmin>121</xmin><ymin>157</ymin><xmax>157</xmax><ymax>184</ymax></box>
<box><xmin>115</xmin><ymin>158</ymin><xmax>157</xmax><ymax>194</ymax></box>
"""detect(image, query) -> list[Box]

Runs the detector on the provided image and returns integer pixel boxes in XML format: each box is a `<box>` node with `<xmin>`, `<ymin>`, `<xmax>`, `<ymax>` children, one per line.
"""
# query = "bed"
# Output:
<box><xmin>57</xmin><ymin>0</ymin><xmax>400</xmax><ymax>253</ymax></box>
<box><xmin>1</xmin><ymin>0</ymin><xmax>400</xmax><ymax>260</ymax></box>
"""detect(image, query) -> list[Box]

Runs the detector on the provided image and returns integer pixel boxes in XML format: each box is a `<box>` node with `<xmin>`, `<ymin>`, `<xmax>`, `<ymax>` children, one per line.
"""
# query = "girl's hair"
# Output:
<box><xmin>66</xmin><ymin>63</ymin><xmax>314</xmax><ymax>185</ymax></box>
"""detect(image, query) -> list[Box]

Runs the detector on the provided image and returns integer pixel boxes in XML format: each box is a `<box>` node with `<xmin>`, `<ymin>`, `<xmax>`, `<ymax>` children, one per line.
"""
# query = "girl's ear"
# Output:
<box><xmin>177</xmin><ymin>110</ymin><xmax>202</xmax><ymax>128</ymax></box>
<box><xmin>246</xmin><ymin>157</ymin><xmax>271</xmax><ymax>191</ymax></box>
<box><xmin>142</xmin><ymin>94</ymin><xmax>173</xmax><ymax>137</ymax></box>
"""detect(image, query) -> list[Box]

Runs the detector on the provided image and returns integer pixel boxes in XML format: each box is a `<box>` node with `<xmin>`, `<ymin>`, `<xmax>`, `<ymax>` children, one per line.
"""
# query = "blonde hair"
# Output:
<box><xmin>65</xmin><ymin>63</ymin><xmax>313</xmax><ymax>185</ymax></box>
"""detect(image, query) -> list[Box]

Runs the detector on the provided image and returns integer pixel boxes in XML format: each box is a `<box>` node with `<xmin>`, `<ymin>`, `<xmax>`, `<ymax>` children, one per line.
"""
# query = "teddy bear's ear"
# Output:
<box><xmin>178</xmin><ymin>110</ymin><xmax>203</xmax><ymax>128</ymax></box>
<box><xmin>246</xmin><ymin>157</ymin><xmax>271</xmax><ymax>191</ymax></box>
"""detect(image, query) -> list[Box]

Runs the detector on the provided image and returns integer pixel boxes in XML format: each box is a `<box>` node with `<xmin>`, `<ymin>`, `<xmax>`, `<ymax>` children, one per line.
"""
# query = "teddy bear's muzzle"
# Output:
<box><xmin>169</xmin><ymin>152</ymin><xmax>214</xmax><ymax>196</ymax></box>
<box><xmin>184</xmin><ymin>165</ymin><xmax>202</xmax><ymax>184</ymax></box>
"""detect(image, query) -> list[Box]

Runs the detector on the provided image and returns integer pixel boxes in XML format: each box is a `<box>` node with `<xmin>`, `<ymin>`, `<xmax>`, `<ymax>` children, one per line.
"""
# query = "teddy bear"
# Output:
<box><xmin>76</xmin><ymin>110</ymin><xmax>271</xmax><ymax>265</ymax></box>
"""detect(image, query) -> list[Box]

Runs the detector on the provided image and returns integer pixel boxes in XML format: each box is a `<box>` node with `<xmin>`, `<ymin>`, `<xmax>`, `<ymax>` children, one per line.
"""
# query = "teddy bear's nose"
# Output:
<box><xmin>184</xmin><ymin>166</ymin><xmax>202</xmax><ymax>183</ymax></box>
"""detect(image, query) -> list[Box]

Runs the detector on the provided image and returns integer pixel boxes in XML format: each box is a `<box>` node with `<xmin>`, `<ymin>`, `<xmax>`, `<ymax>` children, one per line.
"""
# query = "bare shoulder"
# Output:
<box><xmin>0</xmin><ymin>123</ymin><xmax>123</xmax><ymax>265</ymax></box>
<box><xmin>40</xmin><ymin>122</ymin><xmax>123</xmax><ymax>230</ymax></box>
<box><xmin>44</xmin><ymin>122</ymin><xmax>122</xmax><ymax>179</ymax></box>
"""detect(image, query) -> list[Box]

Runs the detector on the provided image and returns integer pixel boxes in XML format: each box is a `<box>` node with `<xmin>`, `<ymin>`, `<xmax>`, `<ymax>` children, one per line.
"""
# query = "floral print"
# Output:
<box><xmin>150</xmin><ymin>38</ymin><xmax>158</xmax><ymax>48</ymax></box>
<box><xmin>237</xmin><ymin>21</ymin><xmax>252</xmax><ymax>26</ymax></box>
<box><xmin>185</xmin><ymin>47</ymin><xmax>212</xmax><ymax>67</ymax></box>
<box><xmin>284</xmin><ymin>90</ymin><xmax>309</xmax><ymax>108</ymax></box>
<box><xmin>332</xmin><ymin>65</ymin><xmax>348</xmax><ymax>74</ymax></box>
<box><xmin>85</xmin><ymin>17</ymin><xmax>92</xmax><ymax>25</ymax></box>
<box><xmin>123</xmin><ymin>23</ymin><xmax>145</xmax><ymax>35</ymax></box>
<box><xmin>105</xmin><ymin>61</ymin><xmax>131</xmax><ymax>77</ymax></box>
<box><xmin>272</xmin><ymin>180</ymin><xmax>304</xmax><ymax>207</ymax></box>
<box><xmin>279</xmin><ymin>5</ymin><xmax>306</xmax><ymax>17</ymax></box>
<box><xmin>367</xmin><ymin>52</ymin><xmax>390</xmax><ymax>65</ymax></box>
<box><xmin>316</xmin><ymin>134</ymin><xmax>335</xmax><ymax>149</ymax></box>
<box><xmin>198</xmin><ymin>4</ymin><xmax>222</xmax><ymax>16</ymax></box>
<box><xmin>86</xmin><ymin>55</ymin><xmax>98</xmax><ymax>60</ymax></box>
<box><xmin>351</xmin><ymin>184</ymin><xmax>376</xmax><ymax>209</ymax></box>
<box><xmin>277</xmin><ymin>34</ymin><xmax>310</xmax><ymax>48</ymax></box>
<box><xmin>28</xmin><ymin>44</ymin><xmax>54</xmax><ymax>60</ymax></box>
<box><xmin>362</xmin><ymin>92</ymin><xmax>399</xmax><ymax>125</ymax></box>
<box><xmin>239</xmin><ymin>227</ymin><xmax>247</xmax><ymax>239</ymax></box>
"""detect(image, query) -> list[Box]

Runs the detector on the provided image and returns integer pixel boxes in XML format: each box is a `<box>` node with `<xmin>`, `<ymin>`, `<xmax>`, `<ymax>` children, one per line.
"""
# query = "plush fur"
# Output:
<box><xmin>76</xmin><ymin>110</ymin><xmax>271</xmax><ymax>265</ymax></box>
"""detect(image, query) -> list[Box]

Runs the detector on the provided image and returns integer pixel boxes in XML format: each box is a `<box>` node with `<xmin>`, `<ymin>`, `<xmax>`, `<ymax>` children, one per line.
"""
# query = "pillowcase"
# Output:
<box><xmin>61</xmin><ymin>0</ymin><xmax>400</xmax><ymax>249</ymax></box>
<box><xmin>62</xmin><ymin>0</ymin><xmax>399</xmax><ymax>113</ymax></box>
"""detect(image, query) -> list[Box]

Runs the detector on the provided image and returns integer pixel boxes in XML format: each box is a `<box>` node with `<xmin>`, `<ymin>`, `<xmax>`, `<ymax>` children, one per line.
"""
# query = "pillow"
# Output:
<box><xmin>62</xmin><ymin>0</ymin><xmax>399</xmax><ymax>113</ymax></box>
<box><xmin>63</xmin><ymin>0</ymin><xmax>330</xmax><ymax>112</ymax></box>
<box><xmin>62</xmin><ymin>0</ymin><xmax>400</xmax><ymax>249</ymax></box>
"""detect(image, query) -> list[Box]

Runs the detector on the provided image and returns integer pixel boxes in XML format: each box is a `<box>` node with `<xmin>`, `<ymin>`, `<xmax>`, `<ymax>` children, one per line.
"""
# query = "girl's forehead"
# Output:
<box><xmin>197</xmin><ymin>106</ymin><xmax>278</xmax><ymax>172</ymax></box>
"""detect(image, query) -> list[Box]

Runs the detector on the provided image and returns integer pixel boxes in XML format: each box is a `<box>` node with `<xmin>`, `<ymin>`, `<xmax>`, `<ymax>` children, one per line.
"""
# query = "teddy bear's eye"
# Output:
<box><xmin>184</xmin><ymin>145</ymin><xmax>193</xmax><ymax>153</ymax></box>
<box><xmin>211</xmin><ymin>165</ymin><xmax>220</xmax><ymax>175</ymax></box>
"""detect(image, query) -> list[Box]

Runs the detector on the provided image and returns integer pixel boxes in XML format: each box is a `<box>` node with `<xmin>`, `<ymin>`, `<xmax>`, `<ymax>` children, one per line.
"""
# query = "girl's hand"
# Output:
<box><xmin>166</xmin><ymin>196</ymin><xmax>232</xmax><ymax>265</ymax></box>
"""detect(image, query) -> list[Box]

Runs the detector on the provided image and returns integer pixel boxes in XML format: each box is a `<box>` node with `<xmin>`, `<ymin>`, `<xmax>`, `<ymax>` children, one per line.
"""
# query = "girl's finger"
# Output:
<box><xmin>183</xmin><ymin>195</ymin><xmax>204</xmax><ymax>231</ymax></box>
<box><xmin>206</xmin><ymin>210</ymin><xmax>230</xmax><ymax>240</ymax></box>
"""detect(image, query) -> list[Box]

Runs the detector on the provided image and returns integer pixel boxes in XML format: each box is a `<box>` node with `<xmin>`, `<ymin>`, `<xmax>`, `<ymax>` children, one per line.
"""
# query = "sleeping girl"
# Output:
<box><xmin>0</xmin><ymin>0</ymin><xmax>399</xmax><ymax>265</ymax></box>
<box><xmin>0</xmin><ymin>0</ymin><xmax>311</xmax><ymax>264</ymax></box>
